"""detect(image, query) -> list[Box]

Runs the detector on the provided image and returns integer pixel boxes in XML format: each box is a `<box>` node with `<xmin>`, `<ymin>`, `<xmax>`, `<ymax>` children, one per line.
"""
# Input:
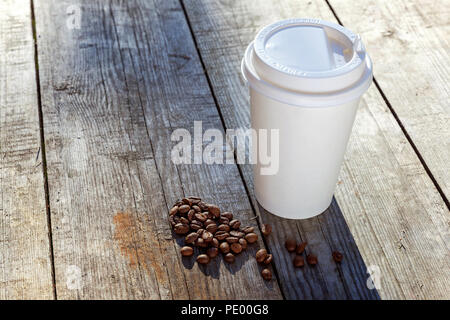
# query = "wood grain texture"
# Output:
<box><xmin>328</xmin><ymin>0</ymin><xmax>450</xmax><ymax>201</ymax></box>
<box><xmin>34</xmin><ymin>0</ymin><xmax>281</xmax><ymax>299</ymax></box>
<box><xmin>0</xmin><ymin>0</ymin><xmax>54</xmax><ymax>299</ymax></box>
<box><xmin>182</xmin><ymin>0</ymin><xmax>450</xmax><ymax>299</ymax></box>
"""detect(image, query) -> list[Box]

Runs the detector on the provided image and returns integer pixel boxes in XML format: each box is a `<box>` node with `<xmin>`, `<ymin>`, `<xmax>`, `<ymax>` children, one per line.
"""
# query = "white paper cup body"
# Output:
<box><xmin>242</xmin><ymin>18</ymin><xmax>373</xmax><ymax>219</ymax></box>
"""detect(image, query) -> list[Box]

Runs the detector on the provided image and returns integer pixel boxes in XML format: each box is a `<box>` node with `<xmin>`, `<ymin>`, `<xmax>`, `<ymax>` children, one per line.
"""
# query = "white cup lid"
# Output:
<box><xmin>252</xmin><ymin>18</ymin><xmax>368</xmax><ymax>93</ymax></box>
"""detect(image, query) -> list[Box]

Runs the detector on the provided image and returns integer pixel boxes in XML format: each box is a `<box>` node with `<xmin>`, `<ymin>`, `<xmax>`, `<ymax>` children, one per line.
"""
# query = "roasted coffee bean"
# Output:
<box><xmin>261</xmin><ymin>268</ymin><xmax>272</xmax><ymax>281</ymax></box>
<box><xmin>296</xmin><ymin>242</ymin><xmax>307</xmax><ymax>255</ymax></box>
<box><xmin>219</xmin><ymin>216</ymin><xmax>230</xmax><ymax>225</ymax></box>
<box><xmin>226</xmin><ymin>236</ymin><xmax>239</xmax><ymax>244</ymax></box>
<box><xmin>195</xmin><ymin>238</ymin><xmax>207</xmax><ymax>248</ymax></box>
<box><xmin>211</xmin><ymin>238</ymin><xmax>219</xmax><ymax>248</ymax></box>
<box><xmin>182</xmin><ymin>198</ymin><xmax>192</xmax><ymax>206</ymax></box>
<box><xmin>174</xmin><ymin>223</ymin><xmax>189</xmax><ymax>235</ymax></box>
<box><xmin>217</xmin><ymin>224</ymin><xmax>230</xmax><ymax>232</ymax></box>
<box><xmin>169</xmin><ymin>206</ymin><xmax>178</xmax><ymax>216</ymax></box>
<box><xmin>168</xmin><ymin>216</ymin><xmax>176</xmax><ymax>226</ymax></box>
<box><xmin>264</xmin><ymin>254</ymin><xmax>273</xmax><ymax>265</ymax></box>
<box><xmin>230</xmin><ymin>230</ymin><xmax>245</xmax><ymax>238</ymax></box>
<box><xmin>205</xmin><ymin>223</ymin><xmax>218</xmax><ymax>234</ymax></box>
<box><xmin>179</xmin><ymin>217</ymin><xmax>189</xmax><ymax>225</ymax></box>
<box><xmin>185</xmin><ymin>232</ymin><xmax>199</xmax><ymax>244</ymax></box>
<box><xmin>195</xmin><ymin>213</ymin><xmax>207</xmax><ymax>222</ymax></box>
<box><xmin>187</xmin><ymin>209</ymin><xmax>195</xmax><ymax>221</ymax></box>
<box><xmin>229</xmin><ymin>219</ymin><xmax>241</xmax><ymax>230</ymax></box>
<box><xmin>242</xmin><ymin>226</ymin><xmax>254</xmax><ymax>234</ymax></box>
<box><xmin>285</xmin><ymin>238</ymin><xmax>296</xmax><ymax>252</ymax></box>
<box><xmin>215</xmin><ymin>231</ymin><xmax>229</xmax><ymax>241</ymax></box>
<box><xmin>188</xmin><ymin>196</ymin><xmax>201</xmax><ymax>203</ymax></box>
<box><xmin>332</xmin><ymin>251</ymin><xmax>343</xmax><ymax>263</ymax></box>
<box><xmin>190</xmin><ymin>221</ymin><xmax>203</xmax><ymax>230</ymax></box>
<box><xmin>256</xmin><ymin>249</ymin><xmax>268</xmax><ymax>263</ymax></box>
<box><xmin>208</xmin><ymin>205</ymin><xmax>221</xmax><ymax>218</ymax></box>
<box><xmin>174</xmin><ymin>199</ymin><xmax>184</xmax><ymax>207</ymax></box>
<box><xmin>196</xmin><ymin>228</ymin><xmax>205</xmax><ymax>235</ymax></box>
<box><xmin>224</xmin><ymin>253</ymin><xmax>235</xmax><ymax>263</ymax></box>
<box><xmin>222</xmin><ymin>212</ymin><xmax>233</xmax><ymax>220</ymax></box>
<box><xmin>219</xmin><ymin>242</ymin><xmax>230</xmax><ymax>254</ymax></box>
<box><xmin>180</xmin><ymin>246</ymin><xmax>194</xmax><ymax>257</ymax></box>
<box><xmin>207</xmin><ymin>247</ymin><xmax>219</xmax><ymax>259</ymax></box>
<box><xmin>238</xmin><ymin>238</ymin><xmax>247</xmax><ymax>250</ymax></box>
<box><xmin>173</xmin><ymin>215</ymin><xmax>180</xmax><ymax>224</ymax></box>
<box><xmin>192</xmin><ymin>205</ymin><xmax>201</xmax><ymax>213</ymax></box>
<box><xmin>202</xmin><ymin>231</ymin><xmax>213</xmax><ymax>243</ymax></box>
<box><xmin>261</xmin><ymin>224</ymin><xmax>272</xmax><ymax>236</ymax></box>
<box><xmin>230</xmin><ymin>243</ymin><xmax>242</xmax><ymax>254</ymax></box>
<box><xmin>293</xmin><ymin>255</ymin><xmax>304</xmax><ymax>268</ymax></box>
<box><xmin>204</xmin><ymin>219</ymin><xmax>215</xmax><ymax>227</ymax></box>
<box><xmin>179</xmin><ymin>205</ymin><xmax>190</xmax><ymax>214</ymax></box>
<box><xmin>307</xmin><ymin>254</ymin><xmax>318</xmax><ymax>266</ymax></box>
<box><xmin>197</xmin><ymin>254</ymin><xmax>210</xmax><ymax>264</ymax></box>
<box><xmin>198</xmin><ymin>201</ymin><xmax>208</xmax><ymax>211</ymax></box>
<box><xmin>244</xmin><ymin>232</ymin><xmax>258</xmax><ymax>244</ymax></box>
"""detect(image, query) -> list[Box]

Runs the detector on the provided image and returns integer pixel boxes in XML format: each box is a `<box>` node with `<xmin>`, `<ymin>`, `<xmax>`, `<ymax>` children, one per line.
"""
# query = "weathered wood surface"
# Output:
<box><xmin>328</xmin><ymin>0</ymin><xmax>450</xmax><ymax>201</ymax></box>
<box><xmin>34</xmin><ymin>0</ymin><xmax>281</xmax><ymax>299</ymax></box>
<box><xmin>0</xmin><ymin>0</ymin><xmax>54</xmax><ymax>299</ymax></box>
<box><xmin>182</xmin><ymin>0</ymin><xmax>450</xmax><ymax>299</ymax></box>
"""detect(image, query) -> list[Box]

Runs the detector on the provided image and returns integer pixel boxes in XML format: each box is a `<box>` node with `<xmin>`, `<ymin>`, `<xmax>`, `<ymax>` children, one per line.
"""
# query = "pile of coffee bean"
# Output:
<box><xmin>285</xmin><ymin>238</ymin><xmax>343</xmax><ymax>267</ymax></box>
<box><xmin>168</xmin><ymin>196</ymin><xmax>260</xmax><ymax>267</ymax></box>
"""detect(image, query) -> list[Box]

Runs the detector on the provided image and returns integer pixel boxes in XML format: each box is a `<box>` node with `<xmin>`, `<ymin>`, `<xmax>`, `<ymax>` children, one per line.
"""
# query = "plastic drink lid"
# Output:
<box><xmin>242</xmin><ymin>18</ymin><xmax>373</xmax><ymax>106</ymax></box>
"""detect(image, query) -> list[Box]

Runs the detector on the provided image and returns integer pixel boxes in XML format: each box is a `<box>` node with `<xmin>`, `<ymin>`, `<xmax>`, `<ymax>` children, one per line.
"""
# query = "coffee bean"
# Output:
<box><xmin>195</xmin><ymin>238</ymin><xmax>207</xmax><ymax>248</ymax></box>
<box><xmin>256</xmin><ymin>249</ymin><xmax>268</xmax><ymax>263</ymax></box>
<box><xmin>238</xmin><ymin>238</ymin><xmax>247</xmax><ymax>250</ymax></box>
<box><xmin>244</xmin><ymin>232</ymin><xmax>258</xmax><ymax>244</ymax></box>
<box><xmin>198</xmin><ymin>201</ymin><xmax>208</xmax><ymax>211</ymax></box>
<box><xmin>192</xmin><ymin>205</ymin><xmax>201</xmax><ymax>213</ymax></box>
<box><xmin>168</xmin><ymin>216</ymin><xmax>176</xmax><ymax>226</ymax></box>
<box><xmin>230</xmin><ymin>230</ymin><xmax>245</xmax><ymax>238</ymax></box>
<box><xmin>190</xmin><ymin>221</ymin><xmax>203</xmax><ymax>230</ymax></box>
<box><xmin>226</xmin><ymin>236</ymin><xmax>239</xmax><ymax>244</ymax></box>
<box><xmin>219</xmin><ymin>216</ymin><xmax>229</xmax><ymax>225</ymax></box>
<box><xmin>261</xmin><ymin>224</ymin><xmax>272</xmax><ymax>236</ymax></box>
<box><xmin>211</xmin><ymin>237</ymin><xmax>219</xmax><ymax>248</ymax></box>
<box><xmin>179</xmin><ymin>217</ymin><xmax>189</xmax><ymax>225</ymax></box>
<box><xmin>207</xmin><ymin>247</ymin><xmax>219</xmax><ymax>259</ymax></box>
<box><xmin>197</xmin><ymin>254</ymin><xmax>210</xmax><ymax>264</ymax></box>
<box><xmin>180</xmin><ymin>246</ymin><xmax>194</xmax><ymax>257</ymax></box>
<box><xmin>215</xmin><ymin>231</ymin><xmax>229</xmax><ymax>241</ymax></box>
<box><xmin>307</xmin><ymin>254</ymin><xmax>318</xmax><ymax>266</ymax></box>
<box><xmin>206</xmin><ymin>224</ymin><xmax>218</xmax><ymax>234</ymax></box>
<box><xmin>174</xmin><ymin>223</ymin><xmax>189</xmax><ymax>235</ymax></box>
<box><xmin>293</xmin><ymin>255</ymin><xmax>304</xmax><ymax>268</ymax></box>
<box><xmin>229</xmin><ymin>219</ymin><xmax>241</xmax><ymax>230</ymax></box>
<box><xmin>224</xmin><ymin>253</ymin><xmax>235</xmax><ymax>263</ymax></box>
<box><xmin>188</xmin><ymin>196</ymin><xmax>201</xmax><ymax>203</ymax></box>
<box><xmin>296</xmin><ymin>242</ymin><xmax>307</xmax><ymax>255</ymax></box>
<box><xmin>285</xmin><ymin>238</ymin><xmax>296</xmax><ymax>252</ymax></box>
<box><xmin>217</xmin><ymin>224</ymin><xmax>230</xmax><ymax>232</ymax></box>
<box><xmin>195</xmin><ymin>213</ymin><xmax>207</xmax><ymax>222</ymax></box>
<box><xmin>179</xmin><ymin>205</ymin><xmax>190</xmax><ymax>214</ymax></box>
<box><xmin>261</xmin><ymin>268</ymin><xmax>272</xmax><ymax>281</ymax></box>
<box><xmin>202</xmin><ymin>231</ymin><xmax>213</xmax><ymax>243</ymax></box>
<box><xmin>174</xmin><ymin>199</ymin><xmax>184</xmax><ymax>207</ymax></box>
<box><xmin>222</xmin><ymin>212</ymin><xmax>233</xmax><ymax>220</ymax></box>
<box><xmin>204</xmin><ymin>219</ymin><xmax>215</xmax><ymax>227</ymax></box>
<box><xmin>219</xmin><ymin>242</ymin><xmax>230</xmax><ymax>254</ymax></box>
<box><xmin>230</xmin><ymin>243</ymin><xmax>242</xmax><ymax>254</ymax></box>
<box><xmin>173</xmin><ymin>216</ymin><xmax>180</xmax><ymax>224</ymax></box>
<box><xmin>332</xmin><ymin>251</ymin><xmax>343</xmax><ymax>263</ymax></box>
<box><xmin>242</xmin><ymin>226</ymin><xmax>254</xmax><ymax>234</ymax></box>
<box><xmin>208</xmin><ymin>205</ymin><xmax>221</xmax><ymax>218</ymax></box>
<box><xmin>187</xmin><ymin>209</ymin><xmax>195</xmax><ymax>221</ymax></box>
<box><xmin>182</xmin><ymin>198</ymin><xmax>192</xmax><ymax>206</ymax></box>
<box><xmin>185</xmin><ymin>232</ymin><xmax>199</xmax><ymax>244</ymax></box>
<box><xmin>264</xmin><ymin>254</ymin><xmax>273</xmax><ymax>265</ymax></box>
<box><xmin>196</xmin><ymin>228</ymin><xmax>205</xmax><ymax>235</ymax></box>
<box><xmin>169</xmin><ymin>206</ymin><xmax>178</xmax><ymax>216</ymax></box>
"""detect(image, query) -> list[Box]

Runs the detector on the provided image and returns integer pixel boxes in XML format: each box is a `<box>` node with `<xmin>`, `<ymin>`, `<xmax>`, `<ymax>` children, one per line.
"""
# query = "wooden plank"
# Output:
<box><xmin>328</xmin><ymin>0</ymin><xmax>450</xmax><ymax>201</ymax></box>
<box><xmin>34</xmin><ymin>0</ymin><xmax>282</xmax><ymax>299</ymax></box>
<box><xmin>182</xmin><ymin>0</ymin><xmax>450</xmax><ymax>299</ymax></box>
<box><xmin>0</xmin><ymin>0</ymin><xmax>54</xmax><ymax>299</ymax></box>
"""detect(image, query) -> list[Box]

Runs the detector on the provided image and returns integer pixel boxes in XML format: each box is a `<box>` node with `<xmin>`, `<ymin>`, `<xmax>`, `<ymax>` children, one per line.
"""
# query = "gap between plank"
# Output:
<box><xmin>30</xmin><ymin>0</ymin><xmax>58</xmax><ymax>300</ymax></box>
<box><xmin>178</xmin><ymin>0</ymin><xmax>287</xmax><ymax>299</ymax></box>
<box><xmin>324</xmin><ymin>0</ymin><xmax>449</xmax><ymax>210</ymax></box>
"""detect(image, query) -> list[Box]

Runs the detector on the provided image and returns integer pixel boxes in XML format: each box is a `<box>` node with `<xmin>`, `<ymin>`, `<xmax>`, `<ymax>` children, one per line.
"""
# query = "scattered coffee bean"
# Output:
<box><xmin>208</xmin><ymin>205</ymin><xmax>221</xmax><ymax>218</ymax></box>
<box><xmin>230</xmin><ymin>243</ymin><xmax>242</xmax><ymax>254</ymax></box>
<box><xmin>332</xmin><ymin>251</ymin><xmax>343</xmax><ymax>263</ymax></box>
<box><xmin>244</xmin><ymin>232</ymin><xmax>258</xmax><ymax>244</ymax></box>
<box><xmin>261</xmin><ymin>268</ymin><xmax>272</xmax><ymax>281</ymax></box>
<box><xmin>261</xmin><ymin>224</ymin><xmax>272</xmax><ymax>236</ymax></box>
<box><xmin>239</xmin><ymin>238</ymin><xmax>247</xmax><ymax>250</ymax></box>
<box><xmin>180</xmin><ymin>246</ymin><xmax>194</xmax><ymax>257</ymax></box>
<box><xmin>307</xmin><ymin>254</ymin><xmax>318</xmax><ymax>266</ymax></box>
<box><xmin>264</xmin><ymin>254</ymin><xmax>273</xmax><ymax>265</ymax></box>
<box><xmin>224</xmin><ymin>253</ymin><xmax>235</xmax><ymax>263</ymax></box>
<box><xmin>179</xmin><ymin>205</ymin><xmax>190</xmax><ymax>214</ymax></box>
<box><xmin>256</xmin><ymin>249</ymin><xmax>268</xmax><ymax>263</ymax></box>
<box><xmin>169</xmin><ymin>206</ymin><xmax>178</xmax><ymax>216</ymax></box>
<box><xmin>293</xmin><ymin>255</ymin><xmax>304</xmax><ymax>268</ymax></box>
<box><xmin>229</xmin><ymin>219</ymin><xmax>241</xmax><ymax>230</ymax></box>
<box><xmin>242</xmin><ymin>226</ymin><xmax>254</xmax><ymax>234</ymax></box>
<box><xmin>185</xmin><ymin>232</ymin><xmax>199</xmax><ymax>244</ymax></box>
<box><xmin>197</xmin><ymin>254</ymin><xmax>210</xmax><ymax>264</ymax></box>
<box><xmin>207</xmin><ymin>247</ymin><xmax>219</xmax><ymax>259</ymax></box>
<box><xmin>222</xmin><ymin>212</ymin><xmax>233</xmax><ymax>220</ymax></box>
<box><xmin>296</xmin><ymin>242</ymin><xmax>307</xmax><ymax>255</ymax></box>
<box><xmin>174</xmin><ymin>223</ymin><xmax>190</xmax><ymax>235</ymax></box>
<box><xmin>219</xmin><ymin>242</ymin><xmax>230</xmax><ymax>254</ymax></box>
<box><xmin>285</xmin><ymin>238</ymin><xmax>296</xmax><ymax>252</ymax></box>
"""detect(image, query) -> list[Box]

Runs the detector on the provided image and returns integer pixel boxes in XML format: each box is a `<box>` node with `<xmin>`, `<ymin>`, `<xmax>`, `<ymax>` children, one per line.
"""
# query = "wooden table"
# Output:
<box><xmin>0</xmin><ymin>0</ymin><xmax>448</xmax><ymax>300</ymax></box>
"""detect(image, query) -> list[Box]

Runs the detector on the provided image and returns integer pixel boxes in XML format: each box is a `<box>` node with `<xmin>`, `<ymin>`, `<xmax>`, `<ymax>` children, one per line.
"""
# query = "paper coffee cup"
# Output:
<box><xmin>241</xmin><ymin>18</ymin><xmax>373</xmax><ymax>219</ymax></box>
